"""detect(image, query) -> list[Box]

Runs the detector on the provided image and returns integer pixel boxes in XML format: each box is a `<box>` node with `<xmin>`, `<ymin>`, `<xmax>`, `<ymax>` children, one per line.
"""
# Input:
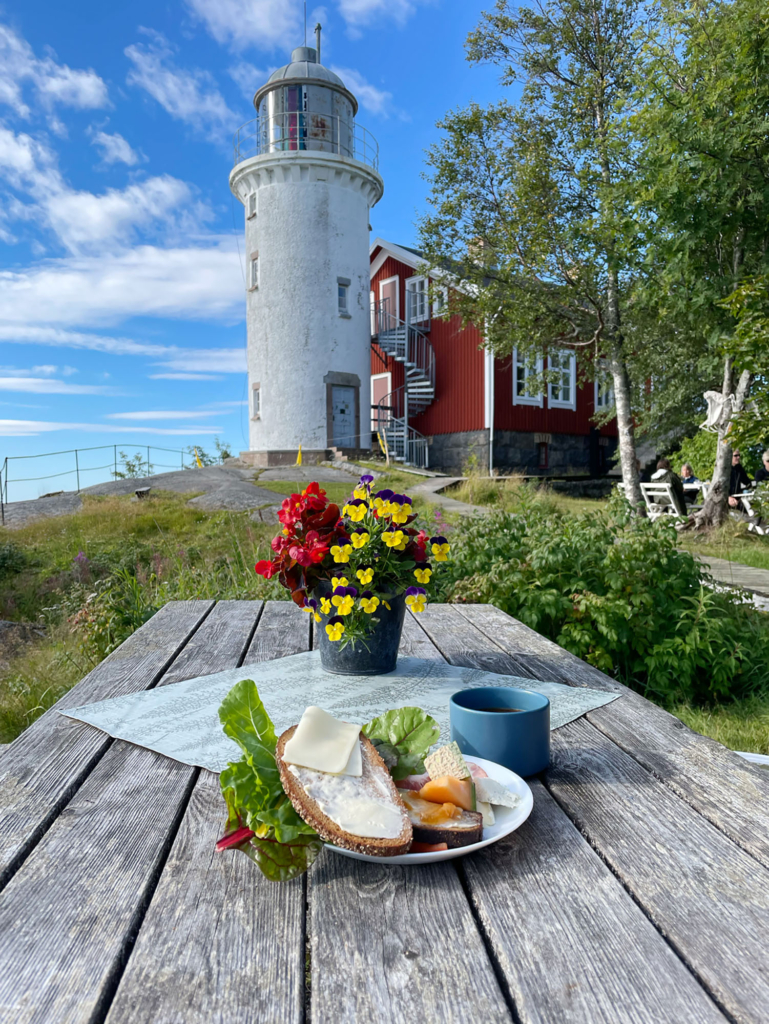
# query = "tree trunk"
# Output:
<box><xmin>689</xmin><ymin>360</ymin><xmax>752</xmax><ymax>531</ymax></box>
<box><xmin>610</xmin><ymin>352</ymin><xmax>643</xmax><ymax>510</ymax></box>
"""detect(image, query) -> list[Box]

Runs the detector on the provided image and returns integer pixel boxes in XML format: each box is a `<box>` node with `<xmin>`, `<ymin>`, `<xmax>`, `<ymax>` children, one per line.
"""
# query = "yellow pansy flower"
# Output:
<box><xmin>390</xmin><ymin>503</ymin><xmax>413</xmax><ymax>524</ymax></box>
<box><xmin>331</xmin><ymin>576</ymin><xmax>348</xmax><ymax>589</ymax></box>
<box><xmin>382</xmin><ymin>599</ymin><xmax>391</xmax><ymax>610</ymax></box>
<box><xmin>331</xmin><ymin>544</ymin><xmax>352</xmax><ymax>563</ymax></box>
<box><xmin>431</xmin><ymin>542</ymin><xmax>450</xmax><ymax>562</ymax></box>
<box><xmin>326</xmin><ymin>621</ymin><xmax>345</xmax><ymax>641</ymax></box>
<box><xmin>351</xmin><ymin>531</ymin><xmax>370</xmax><ymax>549</ymax></box>
<box><xmin>353</xmin><ymin>486</ymin><xmax>368</xmax><ymax>500</ymax></box>
<box><xmin>342</xmin><ymin>502</ymin><xmax>367</xmax><ymax>523</ymax></box>
<box><xmin>360</xmin><ymin>595</ymin><xmax>380</xmax><ymax>614</ymax></box>
<box><xmin>414</xmin><ymin>567</ymin><xmax>432</xmax><ymax>584</ymax></box>
<box><xmin>405</xmin><ymin>593</ymin><xmax>427</xmax><ymax>613</ymax></box>
<box><xmin>356</xmin><ymin>567</ymin><xmax>374</xmax><ymax>585</ymax></box>
<box><xmin>320</xmin><ymin>597</ymin><xmax>332</xmax><ymax>614</ymax></box>
<box><xmin>382</xmin><ymin>530</ymin><xmax>404</xmax><ymax>548</ymax></box>
<box><xmin>331</xmin><ymin>593</ymin><xmax>355</xmax><ymax>615</ymax></box>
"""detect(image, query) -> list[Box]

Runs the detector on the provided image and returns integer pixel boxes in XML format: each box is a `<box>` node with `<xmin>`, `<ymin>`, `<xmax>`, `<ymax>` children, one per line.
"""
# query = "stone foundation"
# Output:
<box><xmin>426</xmin><ymin>430</ymin><xmax>618</xmax><ymax>477</ymax></box>
<box><xmin>239</xmin><ymin>449</ymin><xmax>329</xmax><ymax>468</ymax></box>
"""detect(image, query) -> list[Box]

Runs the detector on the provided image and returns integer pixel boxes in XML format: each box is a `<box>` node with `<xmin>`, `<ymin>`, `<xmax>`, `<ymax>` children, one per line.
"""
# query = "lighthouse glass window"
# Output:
<box><xmin>338</xmin><ymin>283</ymin><xmax>348</xmax><ymax>313</ymax></box>
<box><xmin>250</xmin><ymin>255</ymin><xmax>259</xmax><ymax>290</ymax></box>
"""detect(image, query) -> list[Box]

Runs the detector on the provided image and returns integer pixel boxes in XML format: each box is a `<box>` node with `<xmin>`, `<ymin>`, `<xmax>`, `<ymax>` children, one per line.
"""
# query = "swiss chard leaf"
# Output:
<box><xmin>219</xmin><ymin>679</ymin><xmax>281</xmax><ymax>789</ymax></box>
<box><xmin>363</xmin><ymin>706</ymin><xmax>440</xmax><ymax>780</ymax></box>
<box><xmin>232</xmin><ymin>832</ymin><xmax>324</xmax><ymax>882</ymax></box>
<box><xmin>256</xmin><ymin>800</ymin><xmax>319</xmax><ymax>843</ymax></box>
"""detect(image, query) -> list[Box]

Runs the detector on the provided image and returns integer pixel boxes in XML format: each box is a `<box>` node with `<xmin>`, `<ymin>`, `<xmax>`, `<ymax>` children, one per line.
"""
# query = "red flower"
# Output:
<box><xmin>288</xmin><ymin>530</ymin><xmax>329</xmax><ymax>568</ymax></box>
<box><xmin>255</xmin><ymin>559</ymin><xmax>279</xmax><ymax>579</ymax></box>
<box><xmin>271</xmin><ymin>535</ymin><xmax>290</xmax><ymax>554</ymax></box>
<box><xmin>301</xmin><ymin>482</ymin><xmax>327</xmax><ymax>511</ymax></box>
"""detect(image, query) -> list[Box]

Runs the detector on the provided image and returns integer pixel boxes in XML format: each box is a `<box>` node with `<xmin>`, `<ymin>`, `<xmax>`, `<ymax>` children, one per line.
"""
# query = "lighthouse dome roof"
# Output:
<box><xmin>254</xmin><ymin>47</ymin><xmax>357</xmax><ymax>114</ymax></box>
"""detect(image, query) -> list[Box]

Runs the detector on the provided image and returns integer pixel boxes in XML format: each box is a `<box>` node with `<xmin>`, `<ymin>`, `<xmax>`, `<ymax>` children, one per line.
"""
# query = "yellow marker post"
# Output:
<box><xmin>296</xmin><ymin>444</ymin><xmax>302</xmax><ymax>466</ymax></box>
<box><xmin>194</xmin><ymin>447</ymin><xmax>203</xmax><ymax>468</ymax></box>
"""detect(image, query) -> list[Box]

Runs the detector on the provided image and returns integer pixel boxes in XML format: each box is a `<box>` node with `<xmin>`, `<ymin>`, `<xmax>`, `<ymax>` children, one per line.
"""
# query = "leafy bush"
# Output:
<box><xmin>668</xmin><ymin>429</ymin><xmax>764</xmax><ymax>479</ymax></box>
<box><xmin>0</xmin><ymin>541</ymin><xmax>27</xmax><ymax>579</ymax></box>
<box><xmin>447</xmin><ymin>493</ymin><xmax>769</xmax><ymax>705</ymax></box>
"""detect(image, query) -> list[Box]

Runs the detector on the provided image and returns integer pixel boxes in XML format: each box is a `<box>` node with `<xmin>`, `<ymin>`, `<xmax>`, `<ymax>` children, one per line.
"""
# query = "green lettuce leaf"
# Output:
<box><xmin>363</xmin><ymin>706</ymin><xmax>440</xmax><ymax>780</ymax></box>
<box><xmin>217</xmin><ymin>679</ymin><xmax>320</xmax><ymax>880</ymax></box>
<box><xmin>232</xmin><ymin>832</ymin><xmax>324</xmax><ymax>882</ymax></box>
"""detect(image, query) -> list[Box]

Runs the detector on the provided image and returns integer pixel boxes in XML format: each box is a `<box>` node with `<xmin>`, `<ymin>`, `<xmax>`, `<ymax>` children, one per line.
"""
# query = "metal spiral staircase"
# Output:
<box><xmin>371</xmin><ymin>298</ymin><xmax>435</xmax><ymax>468</ymax></box>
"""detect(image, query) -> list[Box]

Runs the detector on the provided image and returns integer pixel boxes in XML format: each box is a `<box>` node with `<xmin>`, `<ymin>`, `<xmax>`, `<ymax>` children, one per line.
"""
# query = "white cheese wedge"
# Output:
<box><xmin>477</xmin><ymin>800</ymin><xmax>495</xmax><ymax>827</ymax></box>
<box><xmin>282</xmin><ymin>706</ymin><xmax>362</xmax><ymax>776</ymax></box>
<box><xmin>475</xmin><ymin>777</ymin><xmax>521</xmax><ymax>810</ymax></box>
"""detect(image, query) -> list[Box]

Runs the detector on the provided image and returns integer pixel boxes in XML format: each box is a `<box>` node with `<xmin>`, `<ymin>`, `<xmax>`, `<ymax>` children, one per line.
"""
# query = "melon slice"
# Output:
<box><xmin>418</xmin><ymin>775</ymin><xmax>476</xmax><ymax>812</ymax></box>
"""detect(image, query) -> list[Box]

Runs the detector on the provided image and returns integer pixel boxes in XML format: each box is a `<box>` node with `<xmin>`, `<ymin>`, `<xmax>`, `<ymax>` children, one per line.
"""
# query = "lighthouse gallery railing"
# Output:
<box><xmin>233</xmin><ymin>112</ymin><xmax>379</xmax><ymax>171</ymax></box>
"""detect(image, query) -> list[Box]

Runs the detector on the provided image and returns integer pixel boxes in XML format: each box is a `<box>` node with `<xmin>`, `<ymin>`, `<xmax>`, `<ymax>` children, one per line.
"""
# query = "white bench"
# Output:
<box><xmin>733</xmin><ymin>491</ymin><xmax>767</xmax><ymax>535</ymax></box>
<box><xmin>640</xmin><ymin>482</ymin><xmax>687</xmax><ymax>521</ymax></box>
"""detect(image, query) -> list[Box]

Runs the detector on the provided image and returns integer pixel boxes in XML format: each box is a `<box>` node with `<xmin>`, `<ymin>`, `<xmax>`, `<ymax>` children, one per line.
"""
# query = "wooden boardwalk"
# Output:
<box><xmin>698</xmin><ymin>555</ymin><xmax>769</xmax><ymax>598</ymax></box>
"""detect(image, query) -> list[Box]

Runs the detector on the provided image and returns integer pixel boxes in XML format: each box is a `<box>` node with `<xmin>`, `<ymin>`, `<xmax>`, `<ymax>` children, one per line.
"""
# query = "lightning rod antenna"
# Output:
<box><xmin>315</xmin><ymin>22</ymin><xmax>321</xmax><ymax>63</ymax></box>
<box><xmin>304</xmin><ymin>2</ymin><xmax>307</xmax><ymax>45</ymax></box>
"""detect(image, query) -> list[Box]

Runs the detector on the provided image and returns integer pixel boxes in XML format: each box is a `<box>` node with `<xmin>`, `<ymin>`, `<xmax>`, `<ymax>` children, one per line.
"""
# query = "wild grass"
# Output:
<box><xmin>671</xmin><ymin>696</ymin><xmax>769</xmax><ymax>755</ymax></box>
<box><xmin>448</xmin><ymin>472</ymin><xmax>601</xmax><ymax>516</ymax></box>
<box><xmin>678</xmin><ymin>519</ymin><xmax>769</xmax><ymax>572</ymax></box>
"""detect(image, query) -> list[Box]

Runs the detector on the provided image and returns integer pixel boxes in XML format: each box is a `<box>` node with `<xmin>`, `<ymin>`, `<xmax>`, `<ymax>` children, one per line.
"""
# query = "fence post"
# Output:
<box><xmin>75</xmin><ymin>449</ymin><xmax>80</xmax><ymax>493</ymax></box>
<box><xmin>114</xmin><ymin>445</ymin><xmax>117</xmax><ymax>479</ymax></box>
<box><xmin>147</xmin><ymin>446</ymin><xmax>150</xmax><ymax>478</ymax></box>
<box><xmin>1</xmin><ymin>457</ymin><xmax>5</xmax><ymax>524</ymax></box>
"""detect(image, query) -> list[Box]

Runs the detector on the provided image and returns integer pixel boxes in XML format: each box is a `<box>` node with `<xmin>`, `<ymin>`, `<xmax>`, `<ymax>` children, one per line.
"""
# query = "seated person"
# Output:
<box><xmin>755</xmin><ymin>451</ymin><xmax>769</xmax><ymax>486</ymax></box>
<box><xmin>650</xmin><ymin>458</ymin><xmax>687</xmax><ymax>515</ymax></box>
<box><xmin>728</xmin><ymin>450</ymin><xmax>752</xmax><ymax>510</ymax></box>
<box><xmin>680</xmin><ymin>463</ymin><xmax>700</xmax><ymax>504</ymax></box>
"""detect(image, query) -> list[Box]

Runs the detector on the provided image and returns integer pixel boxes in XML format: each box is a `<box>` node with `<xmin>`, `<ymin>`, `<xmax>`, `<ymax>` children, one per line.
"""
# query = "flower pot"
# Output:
<box><xmin>314</xmin><ymin>584</ymin><xmax>406</xmax><ymax>675</ymax></box>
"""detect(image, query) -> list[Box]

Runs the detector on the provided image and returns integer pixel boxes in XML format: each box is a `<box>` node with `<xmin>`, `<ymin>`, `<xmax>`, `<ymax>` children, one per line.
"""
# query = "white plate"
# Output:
<box><xmin>325</xmin><ymin>756</ymin><xmax>533</xmax><ymax>865</ymax></box>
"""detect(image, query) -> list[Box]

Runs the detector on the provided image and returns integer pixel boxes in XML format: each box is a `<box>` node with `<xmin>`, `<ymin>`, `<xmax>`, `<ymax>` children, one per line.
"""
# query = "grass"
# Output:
<box><xmin>678</xmin><ymin>520</ymin><xmax>769</xmax><ymax>572</ymax></box>
<box><xmin>671</xmin><ymin>696</ymin><xmax>769</xmax><ymax>756</ymax></box>
<box><xmin>448</xmin><ymin>473</ymin><xmax>606</xmax><ymax>517</ymax></box>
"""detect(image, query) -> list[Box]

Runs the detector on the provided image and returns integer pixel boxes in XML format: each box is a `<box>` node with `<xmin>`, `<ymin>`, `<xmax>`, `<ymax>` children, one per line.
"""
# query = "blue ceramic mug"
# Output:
<box><xmin>450</xmin><ymin>686</ymin><xmax>550</xmax><ymax>777</ymax></box>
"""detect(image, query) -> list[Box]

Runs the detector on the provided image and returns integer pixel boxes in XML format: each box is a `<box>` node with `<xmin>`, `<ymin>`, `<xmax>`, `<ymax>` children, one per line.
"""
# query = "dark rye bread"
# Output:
<box><xmin>276</xmin><ymin>726</ymin><xmax>413</xmax><ymax>857</ymax></box>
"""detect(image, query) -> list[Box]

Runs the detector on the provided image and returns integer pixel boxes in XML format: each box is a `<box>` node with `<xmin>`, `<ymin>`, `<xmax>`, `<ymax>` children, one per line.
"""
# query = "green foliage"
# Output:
<box><xmin>0</xmin><ymin>541</ymin><xmax>27</xmax><ymax>579</ymax></box>
<box><xmin>667</xmin><ymin>432</ymin><xmax>719</xmax><ymax>482</ymax></box>
<box><xmin>721</xmin><ymin>274</ymin><xmax>769</xmax><ymax>452</ymax></box>
<box><xmin>362</xmin><ymin>707</ymin><xmax>441</xmax><ymax>780</ymax></box>
<box><xmin>447</xmin><ymin>493</ymin><xmax>769</xmax><ymax>705</ymax></box>
<box><xmin>112</xmin><ymin>450</ymin><xmax>153</xmax><ymax>479</ymax></box>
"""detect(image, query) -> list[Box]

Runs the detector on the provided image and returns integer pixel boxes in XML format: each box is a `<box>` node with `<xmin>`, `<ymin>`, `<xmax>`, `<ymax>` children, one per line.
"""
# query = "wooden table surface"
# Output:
<box><xmin>1</xmin><ymin>600</ymin><xmax>768</xmax><ymax>1024</ymax></box>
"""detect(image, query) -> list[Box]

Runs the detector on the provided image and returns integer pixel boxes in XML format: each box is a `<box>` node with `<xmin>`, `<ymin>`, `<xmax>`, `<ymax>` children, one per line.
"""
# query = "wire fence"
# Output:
<box><xmin>0</xmin><ymin>443</ymin><xmax>202</xmax><ymax>523</ymax></box>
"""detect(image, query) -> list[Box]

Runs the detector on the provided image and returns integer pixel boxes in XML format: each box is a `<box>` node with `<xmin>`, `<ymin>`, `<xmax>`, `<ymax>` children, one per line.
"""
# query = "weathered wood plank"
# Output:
<box><xmin>414</xmin><ymin>606</ymin><xmax>741</xmax><ymax>1023</ymax></box>
<box><xmin>104</xmin><ymin>769</ymin><xmax>305</xmax><ymax>1024</ymax></box>
<box><xmin>160</xmin><ymin>599</ymin><xmax>263</xmax><ymax>685</ymax></box>
<box><xmin>400</xmin><ymin>610</ymin><xmax>445</xmax><ymax>660</ymax></box>
<box><xmin>103</xmin><ymin>599</ymin><xmax>308</xmax><ymax>1024</ymax></box>
<box><xmin>462</xmin><ymin>779</ymin><xmax>727</xmax><ymax>1024</ymax></box>
<box><xmin>0</xmin><ymin>600</ymin><xmax>213</xmax><ymax>887</ymax></box>
<box><xmin>0</xmin><ymin>740</ymin><xmax>194</xmax><ymax>1024</ymax></box>
<box><xmin>547</xmin><ymin>719</ymin><xmax>769</xmax><ymax>1024</ymax></box>
<box><xmin>243</xmin><ymin>599</ymin><xmax>310</xmax><ymax>664</ymax></box>
<box><xmin>310</xmin><ymin>856</ymin><xmax>513</xmax><ymax>1024</ymax></box>
<box><xmin>457</xmin><ymin>603</ymin><xmax>769</xmax><ymax>869</ymax></box>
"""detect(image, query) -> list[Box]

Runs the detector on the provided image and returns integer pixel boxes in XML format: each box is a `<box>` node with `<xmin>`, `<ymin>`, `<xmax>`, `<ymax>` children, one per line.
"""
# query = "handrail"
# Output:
<box><xmin>370</xmin><ymin>298</ymin><xmax>435</xmax><ymax>396</ymax></box>
<box><xmin>373</xmin><ymin>386</ymin><xmax>430</xmax><ymax>469</ymax></box>
<box><xmin>233</xmin><ymin>112</ymin><xmax>379</xmax><ymax>171</ymax></box>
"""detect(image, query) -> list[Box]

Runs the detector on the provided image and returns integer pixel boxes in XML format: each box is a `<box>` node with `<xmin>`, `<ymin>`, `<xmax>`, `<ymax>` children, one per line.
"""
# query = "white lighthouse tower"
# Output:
<box><xmin>230</xmin><ymin>29</ymin><xmax>384</xmax><ymax>466</ymax></box>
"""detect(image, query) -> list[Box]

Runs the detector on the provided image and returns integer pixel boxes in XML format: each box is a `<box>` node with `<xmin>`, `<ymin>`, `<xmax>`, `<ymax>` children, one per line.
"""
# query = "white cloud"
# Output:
<box><xmin>126</xmin><ymin>31</ymin><xmax>236</xmax><ymax>137</ymax></box>
<box><xmin>153</xmin><ymin>348</ymin><xmax>247</xmax><ymax>373</ymax></box>
<box><xmin>0</xmin><ymin>419</ymin><xmax>222</xmax><ymax>437</ymax></box>
<box><xmin>0</xmin><ymin>240</ymin><xmax>244</xmax><ymax>326</ymax></box>
<box><xmin>107</xmin><ymin>410</ymin><xmax>222</xmax><ymax>420</ymax></box>
<box><xmin>336</xmin><ymin>0</ymin><xmax>428</xmax><ymax>31</ymax></box>
<box><xmin>0</xmin><ymin>376</ymin><xmax>116</xmax><ymax>395</ymax></box>
<box><xmin>91</xmin><ymin>131</ymin><xmax>141</xmax><ymax>166</ymax></box>
<box><xmin>0</xmin><ymin>24</ymin><xmax>108</xmax><ymax>117</ymax></box>
<box><xmin>149</xmin><ymin>372</ymin><xmax>222</xmax><ymax>380</ymax></box>
<box><xmin>186</xmin><ymin>0</ymin><xmax>300</xmax><ymax>52</ymax></box>
<box><xmin>228</xmin><ymin>62</ymin><xmax>266</xmax><ymax>99</ymax></box>
<box><xmin>0</xmin><ymin>364</ymin><xmax>74</xmax><ymax>377</ymax></box>
<box><xmin>330</xmin><ymin>66</ymin><xmax>393</xmax><ymax>117</ymax></box>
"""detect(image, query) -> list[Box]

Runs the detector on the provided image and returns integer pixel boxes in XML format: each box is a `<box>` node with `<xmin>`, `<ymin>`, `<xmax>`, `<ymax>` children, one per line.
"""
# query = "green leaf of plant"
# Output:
<box><xmin>363</xmin><ymin>706</ymin><xmax>440</xmax><ymax>779</ymax></box>
<box><xmin>233</xmin><ymin>832</ymin><xmax>324</xmax><ymax>882</ymax></box>
<box><xmin>219</xmin><ymin>679</ymin><xmax>281</xmax><ymax>788</ymax></box>
<box><xmin>256</xmin><ymin>798</ymin><xmax>319</xmax><ymax>843</ymax></box>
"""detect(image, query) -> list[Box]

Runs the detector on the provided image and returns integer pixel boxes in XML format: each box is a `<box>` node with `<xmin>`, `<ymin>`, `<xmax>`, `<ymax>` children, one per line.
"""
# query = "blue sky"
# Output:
<box><xmin>0</xmin><ymin>0</ymin><xmax>506</xmax><ymax>499</ymax></box>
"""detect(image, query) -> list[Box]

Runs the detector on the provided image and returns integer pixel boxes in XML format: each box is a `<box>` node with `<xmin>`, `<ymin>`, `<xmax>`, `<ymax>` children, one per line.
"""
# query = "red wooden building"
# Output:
<box><xmin>369</xmin><ymin>238</ymin><xmax>618</xmax><ymax>475</ymax></box>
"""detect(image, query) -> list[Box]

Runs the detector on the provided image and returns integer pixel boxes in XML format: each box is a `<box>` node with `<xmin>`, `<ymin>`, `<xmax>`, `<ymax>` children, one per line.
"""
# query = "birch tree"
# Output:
<box><xmin>418</xmin><ymin>0</ymin><xmax>649</xmax><ymax>507</ymax></box>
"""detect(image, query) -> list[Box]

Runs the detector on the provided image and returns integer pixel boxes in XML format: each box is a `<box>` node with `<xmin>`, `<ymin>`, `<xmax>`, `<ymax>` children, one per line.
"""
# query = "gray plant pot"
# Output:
<box><xmin>314</xmin><ymin>582</ymin><xmax>406</xmax><ymax>675</ymax></box>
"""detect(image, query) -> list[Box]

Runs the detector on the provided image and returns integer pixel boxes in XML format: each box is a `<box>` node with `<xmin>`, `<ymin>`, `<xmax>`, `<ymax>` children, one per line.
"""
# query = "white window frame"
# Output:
<box><xmin>337</xmin><ymin>276</ymin><xmax>351</xmax><ymax>318</ymax></box>
<box><xmin>251</xmin><ymin>382</ymin><xmax>261</xmax><ymax>420</ymax></box>
<box><xmin>249</xmin><ymin>252</ymin><xmax>259</xmax><ymax>291</ymax></box>
<box><xmin>370</xmin><ymin>371</ymin><xmax>392</xmax><ymax>430</ymax></box>
<box><xmin>594</xmin><ymin>365</ymin><xmax>615</xmax><ymax>411</ymax></box>
<box><xmin>406</xmin><ymin>275</ymin><xmax>429</xmax><ymax>324</ymax></box>
<box><xmin>378</xmin><ymin>275</ymin><xmax>399</xmax><ymax>321</ymax></box>
<box><xmin>432</xmin><ymin>285</ymin><xmax>449</xmax><ymax>319</ymax></box>
<box><xmin>512</xmin><ymin>347</ymin><xmax>543</xmax><ymax>407</ymax></box>
<box><xmin>548</xmin><ymin>350</ymin><xmax>576</xmax><ymax>410</ymax></box>
<box><xmin>247</xmin><ymin>192</ymin><xmax>257</xmax><ymax>219</ymax></box>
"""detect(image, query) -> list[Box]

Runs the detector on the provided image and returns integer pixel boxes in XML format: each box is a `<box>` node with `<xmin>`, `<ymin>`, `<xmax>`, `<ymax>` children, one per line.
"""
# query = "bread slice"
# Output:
<box><xmin>399</xmin><ymin>792</ymin><xmax>483</xmax><ymax>848</ymax></box>
<box><xmin>276</xmin><ymin>726</ymin><xmax>412</xmax><ymax>857</ymax></box>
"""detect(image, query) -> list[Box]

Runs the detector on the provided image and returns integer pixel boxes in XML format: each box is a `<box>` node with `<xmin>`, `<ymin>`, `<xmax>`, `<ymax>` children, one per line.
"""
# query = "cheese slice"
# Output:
<box><xmin>475</xmin><ymin>777</ymin><xmax>520</xmax><ymax>810</ymax></box>
<box><xmin>282</xmin><ymin>706</ymin><xmax>362</xmax><ymax>776</ymax></box>
<box><xmin>477</xmin><ymin>800</ymin><xmax>495</xmax><ymax>827</ymax></box>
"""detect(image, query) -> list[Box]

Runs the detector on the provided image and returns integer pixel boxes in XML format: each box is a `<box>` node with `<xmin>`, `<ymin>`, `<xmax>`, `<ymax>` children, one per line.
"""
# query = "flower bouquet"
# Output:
<box><xmin>254</xmin><ymin>475</ymin><xmax>450</xmax><ymax>674</ymax></box>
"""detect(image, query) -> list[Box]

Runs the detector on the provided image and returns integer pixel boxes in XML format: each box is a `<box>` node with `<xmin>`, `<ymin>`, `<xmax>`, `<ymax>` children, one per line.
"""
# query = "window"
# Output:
<box><xmin>247</xmin><ymin>192</ymin><xmax>256</xmax><ymax>218</ymax></box>
<box><xmin>432</xmin><ymin>285</ymin><xmax>449</xmax><ymax>319</ymax></box>
<box><xmin>406</xmin><ymin>276</ymin><xmax>429</xmax><ymax>324</ymax></box>
<box><xmin>512</xmin><ymin>348</ymin><xmax>543</xmax><ymax>407</ymax></box>
<box><xmin>249</xmin><ymin>253</ymin><xmax>259</xmax><ymax>290</ymax></box>
<box><xmin>594</xmin><ymin>368</ymin><xmax>614</xmax><ymax>411</ymax></box>
<box><xmin>548</xmin><ymin>351</ymin><xmax>576</xmax><ymax>410</ymax></box>
<box><xmin>537</xmin><ymin>442</ymin><xmax>549</xmax><ymax>469</ymax></box>
<box><xmin>251</xmin><ymin>383</ymin><xmax>261</xmax><ymax>420</ymax></box>
<box><xmin>337</xmin><ymin>276</ymin><xmax>351</xmax><ymax>317</ymax></box>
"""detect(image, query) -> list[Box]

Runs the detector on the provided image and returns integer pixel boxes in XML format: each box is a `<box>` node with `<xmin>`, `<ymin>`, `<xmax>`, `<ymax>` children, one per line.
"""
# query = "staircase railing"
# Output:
<box><xmin>373</xmin><ymin>386</ymin><xmax>429</xmax><ymax>469</ymax></box>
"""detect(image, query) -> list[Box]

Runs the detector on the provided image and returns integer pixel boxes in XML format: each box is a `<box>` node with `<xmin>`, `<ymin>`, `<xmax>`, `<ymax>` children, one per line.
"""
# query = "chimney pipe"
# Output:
<box><xmin>315</xmin><ymin>23</ymin><xmax>322</xmax><ymax>63</ymax></box>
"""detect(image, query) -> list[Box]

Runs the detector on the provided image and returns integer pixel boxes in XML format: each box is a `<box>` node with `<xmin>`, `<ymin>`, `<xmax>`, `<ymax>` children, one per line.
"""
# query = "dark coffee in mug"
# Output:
<box><xmin>478</xmin><ymin>706</ymin><xmax>523</xmax><ymax>713</ymax></box>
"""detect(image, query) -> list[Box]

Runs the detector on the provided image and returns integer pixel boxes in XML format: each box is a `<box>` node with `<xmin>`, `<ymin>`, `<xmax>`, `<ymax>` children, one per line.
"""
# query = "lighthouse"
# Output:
<box><xmin>230</xmin><ymin>29</ymin><xmax>384</xmax><ymax>466</ymax></box>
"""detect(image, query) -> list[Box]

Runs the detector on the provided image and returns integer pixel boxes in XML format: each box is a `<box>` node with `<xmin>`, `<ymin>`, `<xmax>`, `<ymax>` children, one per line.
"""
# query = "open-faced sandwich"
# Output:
<box><xmin>215</xmin><ymin>680</ymin><xmax>520</xmax><ymax>881</ymax></box>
